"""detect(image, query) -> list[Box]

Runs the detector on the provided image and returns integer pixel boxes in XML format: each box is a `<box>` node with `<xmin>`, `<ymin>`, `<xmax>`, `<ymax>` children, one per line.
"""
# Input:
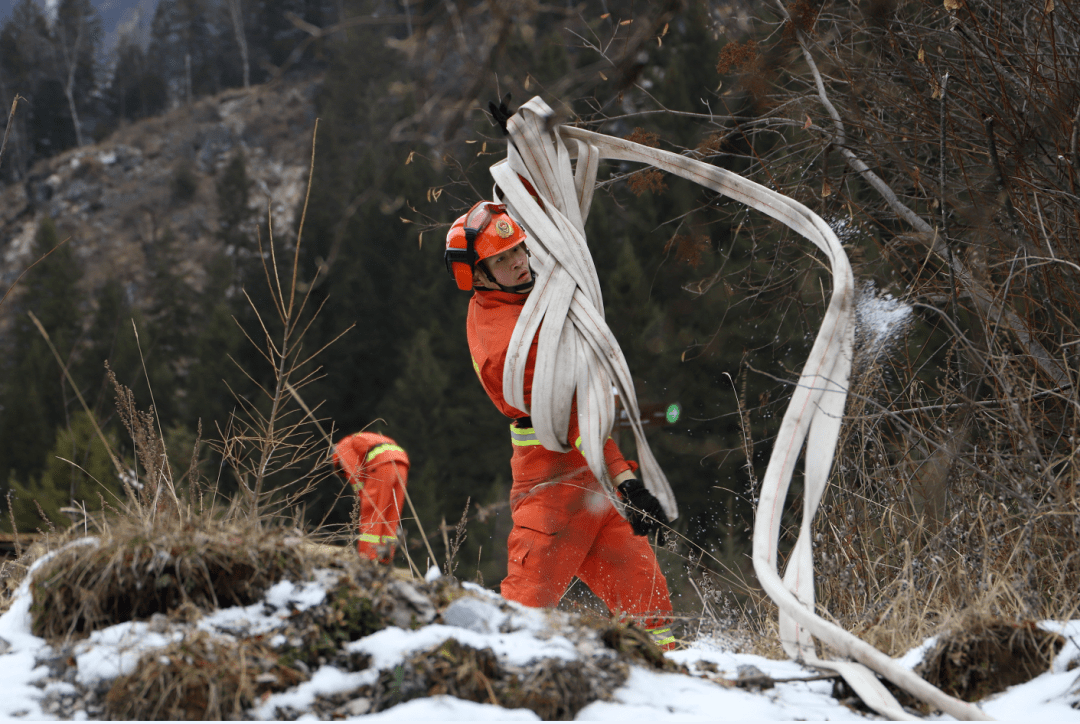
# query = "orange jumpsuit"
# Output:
<box><xmin>332</xmin><ymin>432</ymin><xmax>410</xmax><ymax>564</ymax></box>
<box><xmin>468</xmin><ymin>288</ymin><xmax>674</xmax><ymax>648</ymax></box>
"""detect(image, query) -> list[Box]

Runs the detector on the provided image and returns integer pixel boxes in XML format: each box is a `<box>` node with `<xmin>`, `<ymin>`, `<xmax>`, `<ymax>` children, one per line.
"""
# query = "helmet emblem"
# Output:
<box><xmin>495</xmin><ymin>218</ymin><xmax>514</xmax><ymax>238</ymax></box>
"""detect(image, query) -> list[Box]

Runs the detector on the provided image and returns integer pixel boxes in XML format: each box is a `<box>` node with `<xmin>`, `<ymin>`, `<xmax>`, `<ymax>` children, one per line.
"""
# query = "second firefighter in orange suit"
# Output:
<box><xmin>445</xmin><ymin>199</ymin><xmax>675</xmax><ymax>649</ymax></box>
<box><xmin>332</xmin><ymin>432</ymin><xmax>410</xmax><ymax>564</ymax></box>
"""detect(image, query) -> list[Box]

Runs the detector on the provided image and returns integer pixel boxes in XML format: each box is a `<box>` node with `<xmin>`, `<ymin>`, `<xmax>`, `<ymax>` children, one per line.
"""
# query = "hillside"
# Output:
<box><xmin>0</xmin><ymin>77</ymin><xmax>318</xmax><ymax>339</ymax></box>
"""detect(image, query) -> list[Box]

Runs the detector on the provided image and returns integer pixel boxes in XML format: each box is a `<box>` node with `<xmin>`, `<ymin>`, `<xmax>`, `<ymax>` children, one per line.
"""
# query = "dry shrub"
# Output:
<box><xmin>664</xmin><ymin>234</ymin><xmax>711</xmax><ymax>267</ymax></box>
<box><xmin>916</xmin><ymin>614</ymin><xmax>1065</xmax><ymax>703</ymax></box>
<box><xmin>624</xmin><ymin>127</ymin><xmax>660</xmax><ymax>148</ymax></box>
<box><xmin>716</xmin><ymin>39</ymin><xmax>758</xmax><ymax>74</ymax></box>
<box><xmin>627</xmin><ymin>168</ymin><xmax>667</xmax><ymax>197</ymax></box>
<box><xmin>104</xmin><ymin>630</ymin><xmax>306</xmax><ymax>720</ymax></box>
<box><xmin>29</xmin><ymin>517</ymin><xmax>309</xmax><ymax>640</ymax></box>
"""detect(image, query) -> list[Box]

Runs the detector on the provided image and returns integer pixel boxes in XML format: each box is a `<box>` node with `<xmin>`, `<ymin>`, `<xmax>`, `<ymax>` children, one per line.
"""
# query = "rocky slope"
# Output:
<box><xmin>0</xmin><ymin>76</ymin><xmax>320</xmax><ymax>337</ymax></box>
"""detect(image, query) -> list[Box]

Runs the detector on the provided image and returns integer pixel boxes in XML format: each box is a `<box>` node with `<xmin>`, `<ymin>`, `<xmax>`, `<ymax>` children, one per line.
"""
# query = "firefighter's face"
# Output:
<box><xmin>476</xmin><ymin>242</ymin><xmax>531</xmax><ymax>289</ymax></box>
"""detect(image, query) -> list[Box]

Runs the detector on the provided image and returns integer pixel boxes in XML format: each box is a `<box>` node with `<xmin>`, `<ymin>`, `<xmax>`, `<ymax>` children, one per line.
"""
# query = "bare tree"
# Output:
<box><xmin>227</xmin><ymin>0</ymin><xmax>250</xmax><ymax>89</ymax></box>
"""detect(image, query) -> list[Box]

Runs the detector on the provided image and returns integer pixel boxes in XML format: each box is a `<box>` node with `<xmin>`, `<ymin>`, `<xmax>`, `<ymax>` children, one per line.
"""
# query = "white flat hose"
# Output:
<box><xmin>494</xmin><ymin>97</ymin><xmax>989</xmax><ymax>721</ymax></box>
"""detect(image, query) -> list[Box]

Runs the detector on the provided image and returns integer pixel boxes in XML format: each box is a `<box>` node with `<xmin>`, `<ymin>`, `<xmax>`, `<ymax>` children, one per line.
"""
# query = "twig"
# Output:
<box><xmin>0</xmin><ymin>236</ymin><xmax>73</xmax><ymax>311</ymax></box>
<box><xmin>0</xmin><ymin>96</ymin><xmax>22</xmax><ymax>172</ymax></box>
<box><xmin>28</xmin><ymin>311</ymin><xmax>126</xmax><ymax>481</ymax></box>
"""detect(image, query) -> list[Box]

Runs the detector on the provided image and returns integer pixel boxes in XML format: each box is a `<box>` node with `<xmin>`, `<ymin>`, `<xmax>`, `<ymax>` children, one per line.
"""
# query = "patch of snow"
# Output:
<box><xmin>346</xmin><ymin>623</ymin><xmax>578</xmax><ymax>671</ymax></box>
<box><xmin>361</xmin><ymin>695</ymin><xmax>540</xmax><ymax>720</ymax></box>
<box><xmin>73</xmin><ymin>621</ymin><xmax>183</xmax><ymax>685</ymax></box>
<box><xmin>251</xmin><ymin>665</ymin><xmax>378</xmax><ymax>720</ymax></box>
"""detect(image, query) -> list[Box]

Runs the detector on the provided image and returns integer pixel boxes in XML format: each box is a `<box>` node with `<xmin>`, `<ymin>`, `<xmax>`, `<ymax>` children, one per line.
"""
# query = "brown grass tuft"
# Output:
<box><xmin>29</xmin><ymin>517</ymin><xmax>310</xmax><ymax>641</ymax></box>
<box><xmin>104</xmin><ymin>630</ymin><xmax>307</xmax><ymax>720</ymax></box>
<box><xmin>359</xmin><ymin>637</ymin><xmax>628</xmax><ymax>720</ymax></box>
<box><xmin>916</xmin><ymin>613</ymin><xmax>1065</xmax><ymax>703</ymax></box>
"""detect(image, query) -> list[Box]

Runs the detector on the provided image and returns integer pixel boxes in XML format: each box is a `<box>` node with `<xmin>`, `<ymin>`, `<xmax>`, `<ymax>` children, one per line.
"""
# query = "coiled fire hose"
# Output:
<box><xmin>491</xmin><ymin>97</ymin><xmax>989</xmax><ymax>721</ymax></box>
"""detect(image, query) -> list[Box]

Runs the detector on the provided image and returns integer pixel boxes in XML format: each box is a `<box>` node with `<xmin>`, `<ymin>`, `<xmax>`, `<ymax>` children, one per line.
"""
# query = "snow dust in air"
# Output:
<box><xmin>853</xmin><ymin>280</ymin><xmax>914</xmax><ymax>367</ymax></box>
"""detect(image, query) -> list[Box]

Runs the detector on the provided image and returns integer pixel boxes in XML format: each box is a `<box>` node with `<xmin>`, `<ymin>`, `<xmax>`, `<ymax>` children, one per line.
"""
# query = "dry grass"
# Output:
<box><xmin>322</xmin><ymin>635</ymin><xmax>631</xmax><ymax>721</ymax></box>
<box><xmin>915</xmin><ymin>613</ymin><xmax>1065</xmax><ymax>704</ymax></box>
<box><xmin>29</xmin><ymin>516</ymin><xmax>310</xmax><ymax>640</ymax></box>
<box><xmin>104</xmin><ymin>630</ymin><xmax>307</xmax><ymax>720</ymax></box>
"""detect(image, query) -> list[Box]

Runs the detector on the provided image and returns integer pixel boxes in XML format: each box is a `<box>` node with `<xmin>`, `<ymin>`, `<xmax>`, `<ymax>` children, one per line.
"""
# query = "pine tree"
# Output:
<box><xmin>0</xmin><ymin>217</ymin><xmax>83</xmax><ymax>491</ymax></box>
<box><xmin>4</xmin><ymin>411</ymin><xmax>123</xmax><ymax>533</ymax></box>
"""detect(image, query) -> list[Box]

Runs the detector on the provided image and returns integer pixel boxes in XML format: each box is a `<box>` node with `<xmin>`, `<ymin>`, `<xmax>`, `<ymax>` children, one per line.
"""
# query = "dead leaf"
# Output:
<box><xmin>405</xmin><ymin>151</ymin><xmax>415</xmax><ymax>165</ymax></box>
<box><xmin>620</xmin><ymin>19</ymin><xmax>632</xmax><ymax>25</ymax></box>
<box><xmin>601</xmin><ymin>12</ymin><xmax>610</xmax><ymax>18</ymax></box>
<box><xmin>599</xmin><ymin>71</ymin><xmax>608</xmax><ymax>80</ymax></box>
<box><xmin>822</xmin><ymin>179</ymin><xmax>833</xmax><ymax>197</ymax></box>
<box><xmin>481</xmin><ymin>142</ymin><xmax>487</xmax><ymax>153</ymax></box>
<box><xmin>944</xmin><ymin>0</ymin><xmax>961</xmax><ymax>9</ymax></box>
<box><xmin>1045</xmin><ymin>0</ymin><xmax>1054</xmax><ymax>11</ymax></box>
<box><xmin>803</xmin><ymin>114</ymin><xmax>812</xmax><ymax>130</ymax></box>
<box><xmin>418</xmin><ymin>232</ymin><xmax>423</xmax><ymax>249</ymax></box>
<box><xmin>918</xmin><ymin>47</ymin><xmax>926</xmax><ymax>63</ymax></box>
<box><xmin>400</xmin><ymin>217</ymin><xmax>412</xmax><ymax>224</ymax></box>
<box><xmin>661</xmin><ymin>23</ymin><xmax>669</xmax><ymax>37</ymax></box>
<box><xmin>524</xmin><ymin>75</ymin><xmax>531</xmax><ymax>90</ymax></box>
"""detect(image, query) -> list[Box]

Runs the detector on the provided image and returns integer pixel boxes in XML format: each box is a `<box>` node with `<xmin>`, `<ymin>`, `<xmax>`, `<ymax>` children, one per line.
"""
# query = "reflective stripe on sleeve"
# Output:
<box><xmin>359</xmin><ymin>534</ymin><xmax>398</xmax><ymax>544</ymax></box>
<box><xmin>510</xmin><ymin>423</ymin><xmax>541</xmax><ymax>446</ymax></box>
<box><xmin>365</xmin><ymin>443</ymin><xmax>405</xmax><ymax>463</ymax></box>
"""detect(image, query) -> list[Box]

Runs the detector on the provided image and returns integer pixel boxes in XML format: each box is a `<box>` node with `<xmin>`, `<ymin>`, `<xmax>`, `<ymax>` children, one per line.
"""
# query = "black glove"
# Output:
<box><xmin>618</xmin><ymin>478</ymin><xmax>668</xmax><ymax>542</ymax></box>
<box><xmin>488</xmin><ymin>92</ymin><xmax>513</xmax><ymax>135</ymax></box>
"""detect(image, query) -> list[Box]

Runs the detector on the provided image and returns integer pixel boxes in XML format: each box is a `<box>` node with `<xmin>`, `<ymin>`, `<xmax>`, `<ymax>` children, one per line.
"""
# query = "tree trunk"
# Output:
<box><xmin>228</xmin><ymin>0</ymin><xmax>250</xmax><ymax>89</ymax></box>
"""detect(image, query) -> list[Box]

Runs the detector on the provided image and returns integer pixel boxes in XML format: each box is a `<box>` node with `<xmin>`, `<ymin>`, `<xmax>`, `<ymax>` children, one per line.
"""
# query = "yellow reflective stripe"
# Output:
<box><xmin>510</xmin><ymin>424</ymin><xmax>541</xmax><ymax>447</ymax></box>
<box><xmin>647</xmin><ymin>626</ymin><xmax>674</xmax><ymax>646</ymax></box>
<box><xmin>573</xmin><ymin>436</ymin><xmax>612</xmax><ymax>452</ymax></box>
<box><xmin>350</xmin><ymin>480</ymin><xmax>365</xmax><ymax>491</ymax></box>
<box><xmin>471</xmin><ymin>356</ymin><xmax>481</xmax><ymax>378</ymax></box>
<box><xmin>359</xmin><ymin>534</ymin><xmax>397</xmax><ymax>544</ymax></box>
<box><xmin>365</xmin><ymin>443</ymin><xmax>405</xmax><ymax>463</ymax></box>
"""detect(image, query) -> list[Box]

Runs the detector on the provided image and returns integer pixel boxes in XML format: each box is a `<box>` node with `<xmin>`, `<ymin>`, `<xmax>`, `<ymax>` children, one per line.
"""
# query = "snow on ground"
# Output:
<box><xmin>1</xmin><ymin>553</ymin><xmax>1079</xmax><ymax>722</ymax></box>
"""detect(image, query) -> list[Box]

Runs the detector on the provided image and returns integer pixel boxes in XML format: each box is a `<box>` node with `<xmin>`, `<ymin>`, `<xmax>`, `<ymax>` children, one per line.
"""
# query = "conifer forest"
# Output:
<box><xmin>1</xmin><ymin>0</ymin><xmax>1078</xmax><ymax>626</ymax></box>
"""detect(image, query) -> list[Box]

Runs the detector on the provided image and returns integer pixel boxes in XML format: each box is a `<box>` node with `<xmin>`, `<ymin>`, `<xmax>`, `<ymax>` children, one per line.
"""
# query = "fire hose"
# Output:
<box><xmin>492</xmin><ymin>97</ymin><xmax>989</xmax><ymax>721</ymax></box>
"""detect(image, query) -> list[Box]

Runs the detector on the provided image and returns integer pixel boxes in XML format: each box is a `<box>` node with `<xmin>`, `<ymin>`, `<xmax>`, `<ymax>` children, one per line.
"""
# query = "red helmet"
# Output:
<box><xmin>444</xmin><ymin>201</ymin><xmax>527</xmax><ymax>291</ymax></box>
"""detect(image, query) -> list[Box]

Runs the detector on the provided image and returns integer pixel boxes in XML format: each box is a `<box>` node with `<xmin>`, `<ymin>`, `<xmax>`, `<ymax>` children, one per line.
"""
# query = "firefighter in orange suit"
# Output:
<box><xmin>332</xmin><ymin>432</ymin><xmax>409</xmax><ymax>564</ymax></box>
<box><xmin>445</xmin><ymin>200</ymin><xmax>675</xmax><ymax>649</ymax></box>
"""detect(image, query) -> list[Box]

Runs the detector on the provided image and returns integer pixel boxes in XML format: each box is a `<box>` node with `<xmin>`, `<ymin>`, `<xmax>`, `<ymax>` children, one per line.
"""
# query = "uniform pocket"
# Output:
<box><xmin>511</xmin><ymin>499</ymin><xmax>572</xmax><ymax>535</ymax></box>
